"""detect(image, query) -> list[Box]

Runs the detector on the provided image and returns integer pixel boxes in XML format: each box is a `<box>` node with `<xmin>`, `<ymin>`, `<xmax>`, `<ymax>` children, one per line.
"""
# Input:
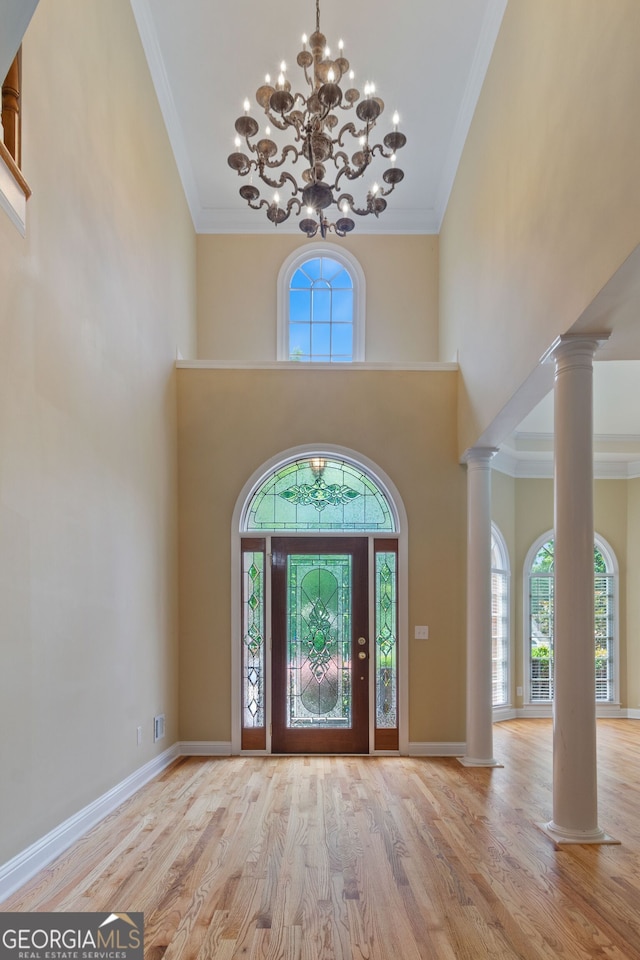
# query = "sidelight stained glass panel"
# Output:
<box><xmin>375</xmin><ymin>550</ymin><xmax>397</xmax><ymax>728</ymax></box>
<box><xmin>242</xmin><ymin>548</ymin><xmax>265</xmax><ymax>728</ymax></box>
<box><xmin>286</xmin><ymin>554</ymin><xmax>352</xmax><ymax>729</ymax></box>
<box><xmin>245</xmin><ymin>457</ymin><xmax>395</xmax><ymax>532</ymax></box>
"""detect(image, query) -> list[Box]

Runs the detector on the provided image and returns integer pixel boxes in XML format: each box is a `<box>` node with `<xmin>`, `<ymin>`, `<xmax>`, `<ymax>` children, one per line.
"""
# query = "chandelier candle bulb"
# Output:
<box><xmin>227</xmin><ymin>0</ymin><xmax>407</xmax><ymax>238</ymax></box>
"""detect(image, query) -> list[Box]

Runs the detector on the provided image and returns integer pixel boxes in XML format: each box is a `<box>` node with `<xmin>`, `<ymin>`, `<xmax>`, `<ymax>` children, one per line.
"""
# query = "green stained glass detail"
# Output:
<box><xmin>245</xmin><ymin>457</ymin><xmax>395</xmax><ymax>532</ymax></box>
<box><xmin>287</xmin><ymin>555</ymin><xmax>352</xmax><ymax>728</ymax></box>
<box><xmin>279</xmin><ymin>475</ymin><xmax>361</xmax><ymax>512</ymax></box>
<box><xmin>375</xmin><ymin>552</ymin><xmax>397</xmax><ymax>728</ymax></box>
<box><xmin>242</xmin><ymin>550</ymin><xmax>265</xmax><ymax>727</ymax></box>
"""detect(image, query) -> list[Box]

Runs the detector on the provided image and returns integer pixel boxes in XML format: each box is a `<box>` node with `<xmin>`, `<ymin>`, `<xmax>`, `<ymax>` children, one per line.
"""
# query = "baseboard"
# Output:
<box><xmin>516</xmin><ymin>705</ymin><xmax>628</xmax><ymax>719</ymax></box>
<box><xmin>626</xmin><ymin>709</ymin><xmax>640</xmax><ymax>720</ymax></box>
<box><xmin>179</xmin><ymin>741</ymin><xmax>232</xmax><ymax>756</ymax></box>
<box><xmin>0</xmin><ymin>744</ymin><xmax>179</xmax><ymax>905</ymax></box>
<box><xmin>493</xmin><ymin>707</ymin><xmax>517</xmax><ymax>722</ymax></box>
<box><xmin>408</xmin><ymin>742</ymin><xmax>465</xmax><ymax>757</ymax></box>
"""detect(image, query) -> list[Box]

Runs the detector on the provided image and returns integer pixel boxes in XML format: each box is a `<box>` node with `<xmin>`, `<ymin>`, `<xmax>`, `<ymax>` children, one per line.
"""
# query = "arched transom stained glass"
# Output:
<box><xmin>289</xmin><ymin>256</ymin><xmax>354</xmax><ymax>362</ymax></box>
<box><xmin>244</xmin><ymin>457</ymin><xmax>396</xmax><ymax>532</ymax></box>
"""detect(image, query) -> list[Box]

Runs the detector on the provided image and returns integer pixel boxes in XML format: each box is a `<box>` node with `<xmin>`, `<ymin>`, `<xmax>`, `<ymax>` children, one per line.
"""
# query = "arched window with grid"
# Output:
<box><xmin>525</xmin><ymin>532</ymin><xmax>618</xmax><ymax>704</ymax></box>
<box><xmin>277</xmin><ymin>246</ymin><xmax>365</xmax><ymax>362</ymax></box>
<box><xmin>491</xmin><ymin>524</ymin><xmax>510</xmax><ymax>707</ymax></box>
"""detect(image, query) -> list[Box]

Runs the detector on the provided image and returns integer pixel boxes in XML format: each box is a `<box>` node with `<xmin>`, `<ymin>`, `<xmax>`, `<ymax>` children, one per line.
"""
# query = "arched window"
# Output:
<box><xmin>525</xmin><ymin>532</ymin><xmax>618</xmax><ymax>704</ymax></box>
<box><xmin>491</xmin><ymin>524</ymin><xmax>510</xmax><ymax>707</ymax></box>
<box><xmin>236</xmin><ymin>448</ymin><xmax>405</xmax><ymax>754</ymax></box>
<box><xmin>244</xmin><ymin>455</ymin><xmax>396</xmax><ymax>532</ymax></box>
<box><xmin>277</xmin><ymin>246</ymin><xmax>365</xmax><ymax>362</ymax></box>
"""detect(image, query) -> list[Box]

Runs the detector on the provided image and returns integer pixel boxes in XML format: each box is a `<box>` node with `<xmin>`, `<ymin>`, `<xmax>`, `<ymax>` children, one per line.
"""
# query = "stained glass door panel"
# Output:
<box><xmin>272</xmin><ymin>537</ymin><xmax>369</xmax><ymax>753</ymax></box>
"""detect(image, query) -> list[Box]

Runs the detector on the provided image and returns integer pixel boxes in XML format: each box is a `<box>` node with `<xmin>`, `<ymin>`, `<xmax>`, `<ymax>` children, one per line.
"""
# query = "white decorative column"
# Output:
<box><xmin>541</xmin><ymin>335</ymin><xmax>616</xmax><ymax>844</ymax></box>
<box><xmin>460</xmin><ymin>447</ymin><xmax>501</xmax><ymax>767</ymax></box>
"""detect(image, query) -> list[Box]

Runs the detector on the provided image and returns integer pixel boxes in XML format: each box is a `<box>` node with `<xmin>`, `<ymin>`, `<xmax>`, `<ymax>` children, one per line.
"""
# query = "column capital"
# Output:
<box><xmin>540</xmin><ymin>333</ymin><xmax>610</xmax><ymax>369</ymax></box>
<box><xmin>462</xmin><ymin>446</ymin><xmax>499</xmax><ymax>467</ymax></box>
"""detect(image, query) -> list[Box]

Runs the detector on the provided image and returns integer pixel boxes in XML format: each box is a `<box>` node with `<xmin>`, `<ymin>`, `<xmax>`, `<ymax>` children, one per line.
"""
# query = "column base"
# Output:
<box><xmin>537</xmin><ymin>820</ymin><xmax>620</xmax><ymax>846</ymax></box>
<box><xmin>457</xmin><ymin>756</ymin><xmax>503</xmax><ymax>768</ymax></box>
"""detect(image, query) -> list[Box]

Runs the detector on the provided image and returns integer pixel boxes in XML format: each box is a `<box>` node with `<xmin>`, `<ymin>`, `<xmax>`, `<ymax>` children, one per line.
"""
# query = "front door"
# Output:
<box><xmin>271</xmin><ymin>537</ymin><xmax>369</xmax><ymax>753</ymax></box>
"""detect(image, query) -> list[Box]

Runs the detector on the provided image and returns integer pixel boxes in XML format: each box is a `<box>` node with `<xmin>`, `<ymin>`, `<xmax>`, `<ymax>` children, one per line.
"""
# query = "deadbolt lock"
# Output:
<box><xmin>357</xmin><ymin>637</ymin><xmax>367</xmax><ymax>646</ymax></box>
<box><xmin>358</xmin><ymin>651</ymin><xmax>367</xmax><ymax>660</ymax></box>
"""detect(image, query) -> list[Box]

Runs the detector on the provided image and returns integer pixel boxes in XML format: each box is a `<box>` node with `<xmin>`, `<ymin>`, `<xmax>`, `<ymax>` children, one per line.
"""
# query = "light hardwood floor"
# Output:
<box><xmin>3</xmin><ymin>720</ymin><xmax>640</xmax><ymax>959</ymax></box>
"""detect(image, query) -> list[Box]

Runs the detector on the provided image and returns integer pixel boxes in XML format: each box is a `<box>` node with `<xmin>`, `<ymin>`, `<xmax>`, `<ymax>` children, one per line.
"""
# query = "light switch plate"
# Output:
<box><xmin>415</xmin><ymin>625</ymin><xmax>429</xmax><ymax>640</ymax></box>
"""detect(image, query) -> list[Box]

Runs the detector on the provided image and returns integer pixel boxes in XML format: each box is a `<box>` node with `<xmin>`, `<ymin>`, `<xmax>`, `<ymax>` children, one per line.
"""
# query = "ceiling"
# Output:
<box><xmin>129</xmin><ymin>0</ymin><xmax>640</xmax><ymax>466</ymax></box>
<box><xmin>130</xmin><ymin>0</ymin><xmax>507</xmax><ymax>234</ymax></box>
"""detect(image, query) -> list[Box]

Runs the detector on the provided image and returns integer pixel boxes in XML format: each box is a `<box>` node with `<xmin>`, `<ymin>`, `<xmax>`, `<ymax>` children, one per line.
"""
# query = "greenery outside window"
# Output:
<box><xmin>526</xmin><ymin>533</ymin><xmax>617</xmax><ymax>704</ymax></box>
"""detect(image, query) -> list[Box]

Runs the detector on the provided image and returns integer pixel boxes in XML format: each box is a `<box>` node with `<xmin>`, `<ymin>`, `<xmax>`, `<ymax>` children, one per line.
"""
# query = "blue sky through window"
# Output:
<box><xmin>289</xmin><ymin>256</ymin><xmax>354</xmax><ymax>362</ymax></box>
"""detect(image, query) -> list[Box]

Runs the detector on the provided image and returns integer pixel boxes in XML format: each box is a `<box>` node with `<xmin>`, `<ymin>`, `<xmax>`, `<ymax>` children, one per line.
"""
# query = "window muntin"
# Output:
<box><xmin>491</xmin><ymin>525</ymin><xmax>510</xmax><ymax>707</ymax></box>
<box><xmin>289</xmin><ymin>256</ymin><xmax>354</xmax><ymax>362</ymax></box>
<box><xmin>244</xmin><ymin>457</ymin><xmax>396</xmax><ymax>532</ymax></box>
<box><xmin>277</xmin><ymin>246</ymin><xmax>365</xmax><ymax>362</ymax></box>
<box><xmin>526</xmin><ymin>536</ymin><xmax>616</xmax><ymax>703</ymax></box>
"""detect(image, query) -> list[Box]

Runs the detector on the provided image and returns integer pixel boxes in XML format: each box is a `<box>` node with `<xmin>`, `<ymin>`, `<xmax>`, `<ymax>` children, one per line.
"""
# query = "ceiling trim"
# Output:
<box><xmin>493</xmin><ymin>433</ymin><xmax>640</xmax><ymax>480</ymax></box>
<box><xmin>434</xmin><ymin>0</ymin><xmax>508</xmax><ymax>228</ymax></box>
<box><xmin>194</xmin><ymin>205</ymin><xmax>439</xmax><ymax>235</ymax></box>
<box><xmin>130</xmin><ymin>0</ymin><xmax>201</xmax><ymax>226</ymax></box>
<box><xmin>130</xmin><ymin>0</ymin><xmax>507</xmax><ymax>237</ymax></box>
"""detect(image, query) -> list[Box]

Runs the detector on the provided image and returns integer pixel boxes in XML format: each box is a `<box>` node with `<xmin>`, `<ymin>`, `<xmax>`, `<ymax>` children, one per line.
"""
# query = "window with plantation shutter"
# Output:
<box><xmin>525</xmin><ymin>533</ymin><xmax>617</xmax><ymax>705</ymax></box>
<box><xmin>491</xmin><ymin>525</ymin><xmax>510</xmax><ymax>707</ymax></box>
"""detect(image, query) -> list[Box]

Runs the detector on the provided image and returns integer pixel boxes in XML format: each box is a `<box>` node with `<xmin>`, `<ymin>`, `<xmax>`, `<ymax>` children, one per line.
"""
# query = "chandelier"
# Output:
<box><xmin>227</xmin><ymin>0</ymin><xmax>406</xmax><ymax>239</ymax></box>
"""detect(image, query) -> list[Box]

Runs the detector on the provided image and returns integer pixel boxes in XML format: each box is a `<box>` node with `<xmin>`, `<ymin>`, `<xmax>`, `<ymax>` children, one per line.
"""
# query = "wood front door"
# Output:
<box><xmin>271</xmin><ymin>537</ymin><xmax>369</xmax><ymax>754</ymax></box>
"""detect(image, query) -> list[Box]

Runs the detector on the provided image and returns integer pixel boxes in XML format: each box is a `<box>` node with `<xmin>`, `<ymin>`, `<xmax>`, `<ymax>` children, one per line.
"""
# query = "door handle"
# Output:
<box><xmin>358</xmin><ymin>651</ymin><xmax>367</xmax><ymax>660</ymax></box>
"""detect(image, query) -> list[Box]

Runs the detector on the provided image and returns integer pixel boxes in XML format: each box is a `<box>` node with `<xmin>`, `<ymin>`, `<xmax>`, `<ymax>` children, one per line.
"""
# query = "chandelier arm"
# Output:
<box><xmin>336</xmin><ymin>121</ymin><xmax>374</xmax><ymax>147</ymax></box>
<box><xmin>286</xmin><ymin>196</ymin><xmax>304</xmax><ymax>216</ymax></box>
<box><xmin>262</xmin><ymin>111</ymin><xmax>290</xmax><ymax>132</ymax></box>
<box><xmin>257</xmin><ymin>168</ymin><xmax>302</xmax><ymax>194</ymax></box>
<box><xmin>370</xmin><ymin>143</ymin><xmax>397</xmax><ymax>162</ymax></box>
<box><xmin>333</xmin><ymin>156</ymin><xmax>372</xmax><ymax>189</ymax></box>
<box><xmin>346</xmin><ymin>204</ymin><xmax>375</xmax><ymax>217</ymax></box>
<box><xmin>243</xmin><ymin>195</ymin><xmax>272</xmax><ymax>213</ymax></box>
<box><xmin>261</xmin><ymin>144</ymin><xmax>304</xmax><ymax>170</ymax></box>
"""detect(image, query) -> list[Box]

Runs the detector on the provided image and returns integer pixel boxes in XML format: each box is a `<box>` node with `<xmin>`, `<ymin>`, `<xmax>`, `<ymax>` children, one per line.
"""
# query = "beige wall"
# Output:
<box><xmin>196</xmin><ymin>235</ymin><xmax>438</xmax><ymax>363</ymax></box>
<box><xmin>496</xmin><ymin>477</ymin><xmax>630</xmax><ymax>709</ymax></box>
<box><xmin>0</xmin><ymin>0</ymin><xmax>196</xmax><ymax>865</ymax></box>
<box><xmin>177</xmin><ymin>368</ymin><xmax>466</xmax><ymax>746</ymax></box>
<box><xmin>440</xmin><ymin>0</ymin><xmax>640</xmax><ymax>453</ymax></box>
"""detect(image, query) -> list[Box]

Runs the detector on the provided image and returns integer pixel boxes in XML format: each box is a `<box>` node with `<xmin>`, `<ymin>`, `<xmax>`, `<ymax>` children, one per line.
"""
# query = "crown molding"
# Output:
<box><xmin>434</xmin><ymin>0</ymin><xmax>508</xmax><ymax>227</ymax></box>
<box><xmin>131</xmin><ymin>0</ymin><xmax>500</xmax><ymax>237</ymax></box>
<box><xmin>194</xmin><ymin>205</ymin><xmax>439</xmax><ymax>236</ymax></box>
<box><xmin>129</xmin><ymin>0</ymin><xmax>201</xmax><ymax>226</ymax></box>
<box><xmin>493</xmin><ymin>432</ymin><xmax>640</xmax><ymax>479</ymax></box>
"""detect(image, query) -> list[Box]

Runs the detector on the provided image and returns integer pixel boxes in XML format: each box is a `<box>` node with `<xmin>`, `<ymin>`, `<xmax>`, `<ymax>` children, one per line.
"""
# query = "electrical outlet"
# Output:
<box><xmin>153</xmin><ymin>714</ymin><xmax>165</xmax><ymax>742</ymax></box>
